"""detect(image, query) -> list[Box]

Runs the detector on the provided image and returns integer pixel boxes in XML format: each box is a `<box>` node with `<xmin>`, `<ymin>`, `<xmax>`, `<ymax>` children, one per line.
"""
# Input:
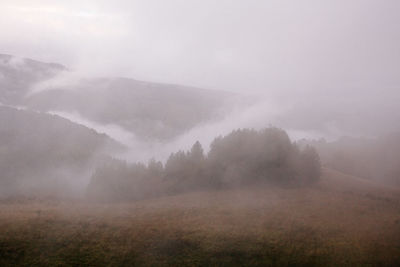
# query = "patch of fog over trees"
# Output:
<box><xmin>87</xmin><ymin>127</ymin><xmax>321</xmax><ymax>202</ymax></box>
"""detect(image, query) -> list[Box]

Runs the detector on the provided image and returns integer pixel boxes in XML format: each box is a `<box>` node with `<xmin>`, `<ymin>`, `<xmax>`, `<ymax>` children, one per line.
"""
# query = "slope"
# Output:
<box><xmin>0</xmin><ymin>106</ymin><xmax>123</xmax><ymax>197</ymax></box>
<box><xmin>24</xmin><ymin>77</ymin><xmax>233</xmax><ymax>141</ymax></box>
<box><xmin>0</xmin><ymin>54</ymin><xmax>236</xmax><ymax>141</ymax></box>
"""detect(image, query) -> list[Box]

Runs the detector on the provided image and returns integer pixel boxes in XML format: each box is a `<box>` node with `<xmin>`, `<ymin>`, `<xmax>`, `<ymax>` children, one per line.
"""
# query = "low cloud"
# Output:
<box><xmin>29</xmin><ymin>71</ymin><xmax>85</xmax><ymax>96</ymax></box>
<box><xmin>48</xmin><ymin>110</ymin><xmax>136</xmax><ymax>147</ymax></box>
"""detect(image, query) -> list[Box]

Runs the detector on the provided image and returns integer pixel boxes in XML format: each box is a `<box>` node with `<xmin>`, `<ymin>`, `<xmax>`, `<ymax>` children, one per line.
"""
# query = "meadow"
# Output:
<box><xmin>0</xmin><ymin>168</ymin><xmax>399</xmax><ymax>266</ymax></box>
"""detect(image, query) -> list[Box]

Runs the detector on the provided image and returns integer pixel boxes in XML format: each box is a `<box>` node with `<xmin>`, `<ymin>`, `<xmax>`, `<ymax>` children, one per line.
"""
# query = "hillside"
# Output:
<box><xmin>24</xmin><ymin>77</ymin><xmax>233</xmax><ymax>141</ymax></box>
<box><xmin>298</xmin><ymin>135</ymin><xmax>400</xmax><ymax>186</ymax></box>
<box><xmin>0</xmin><ymin>54</ymin><xmax>65</xmax><ymax>105</ymax></box>
<box><xmin>0</xmin><ymin>106</ymin><xmax>122</xmax><ymax>197</ymax></box>
<box><xmin>0</xmin><ymin>54</ymin><xmax>235</xmax><ymax>141</ymax></box>
<box><xmin>0</xmin><ymin>168</ymin><xmax>399</xmax><ymax>266</ymax></box>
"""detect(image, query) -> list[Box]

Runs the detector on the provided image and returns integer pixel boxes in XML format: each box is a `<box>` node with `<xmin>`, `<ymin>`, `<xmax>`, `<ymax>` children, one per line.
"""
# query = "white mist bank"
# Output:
<box><xmin>49</xmin><ymin>97</ymin><xmax>333</xmax><ymax>164</ymax></box>
<box><xmin>28</xmin><ymin>71</ymin><xmax>85</xmax><ymax>96</ymax></box>
<box><xmin>48</xmin><ymin>110</ymin><xmax>137</xmax><ymax>147</ymax></box>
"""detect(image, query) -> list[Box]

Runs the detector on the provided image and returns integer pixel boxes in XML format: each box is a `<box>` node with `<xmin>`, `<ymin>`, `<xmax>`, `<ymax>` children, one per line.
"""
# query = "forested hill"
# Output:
<box><xmin>0</xmin><ymin>106</ymin><xmax>122</xmax><ymax>197</ymax></box>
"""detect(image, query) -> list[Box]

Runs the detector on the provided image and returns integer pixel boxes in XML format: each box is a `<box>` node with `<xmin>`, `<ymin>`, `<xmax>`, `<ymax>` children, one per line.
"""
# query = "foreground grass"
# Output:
<box><xmin>0</xmin><ymin>169</ymin><xmax>400</xmax><ymax>266</ymax></box>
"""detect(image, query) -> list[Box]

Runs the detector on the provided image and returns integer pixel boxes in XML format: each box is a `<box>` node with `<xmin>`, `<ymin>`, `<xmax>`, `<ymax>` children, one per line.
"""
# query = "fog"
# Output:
<box><xmin>0</xmin><ymin>2</ymin><xmax>400</xmax><ymax>265</ymax></box>
<box><xmin>0</xmin><ymin>0</ymin><xmax>398</xmax><ymax>191</ymax></box>
<box><xmin>1</xmin><ymin>0</ymin><xmax>399</xmax><ymax>139</ymax></box>
<box><xmin>1</xmin><ymin>0</ymin><xmax>399</xmax><ymax>92</ymax></box>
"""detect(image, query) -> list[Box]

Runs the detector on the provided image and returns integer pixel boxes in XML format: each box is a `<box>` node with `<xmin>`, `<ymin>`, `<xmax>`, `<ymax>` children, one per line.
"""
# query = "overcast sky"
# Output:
<box><xmin>1</xmin><ymin>0</ymin><xmax>400</xmax><ymax>139</ymax></box>
<box><xmin>1</xmin><ymin>0</ymin><xmax>399</xmax><ymax>96</ymax></box>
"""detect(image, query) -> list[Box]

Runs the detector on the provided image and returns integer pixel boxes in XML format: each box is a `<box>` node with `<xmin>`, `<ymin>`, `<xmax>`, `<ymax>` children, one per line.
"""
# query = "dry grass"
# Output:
<box><xmin>0</xmin><ymin>168</ymin><xmax>400</xmax><ymax>266</ymax></box>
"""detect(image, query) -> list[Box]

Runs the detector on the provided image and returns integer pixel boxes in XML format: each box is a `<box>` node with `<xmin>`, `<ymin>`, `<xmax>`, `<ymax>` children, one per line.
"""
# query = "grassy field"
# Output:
<box><xmin>0</xmin><ymin>168</ymin><xmax>399</xmax><ymax>266</ymax></box>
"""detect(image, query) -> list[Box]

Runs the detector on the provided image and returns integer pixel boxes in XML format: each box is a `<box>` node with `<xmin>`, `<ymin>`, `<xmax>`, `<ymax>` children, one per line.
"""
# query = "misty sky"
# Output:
<box><xmin>1</xmin><ymin>0</ymin><xmax>399</xmax><ymax>95</ymax></box>
<box><xmin>1</xmin><ymin>0</ymin><xmax>400</xmax><ymax>141</ymax></box>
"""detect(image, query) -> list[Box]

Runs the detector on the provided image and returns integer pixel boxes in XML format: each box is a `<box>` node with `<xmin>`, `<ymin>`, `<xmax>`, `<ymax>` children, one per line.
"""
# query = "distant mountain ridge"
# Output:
<box><xmin>0</xmin><ymin>54</ymin><xmax>234</xmax><ymax>141</ymax></box>
<box><xmin>0</xmin><ymin>54</ymin><xmax>66</xmax><ymax>104</ymax></box>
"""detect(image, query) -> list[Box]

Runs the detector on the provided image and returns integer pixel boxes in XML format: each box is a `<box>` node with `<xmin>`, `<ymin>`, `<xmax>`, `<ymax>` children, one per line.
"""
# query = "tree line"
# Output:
<box><xmin>87</xmin><ymin>127</ymin><xmax>321</xmax><ymax>201</ymax></box>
